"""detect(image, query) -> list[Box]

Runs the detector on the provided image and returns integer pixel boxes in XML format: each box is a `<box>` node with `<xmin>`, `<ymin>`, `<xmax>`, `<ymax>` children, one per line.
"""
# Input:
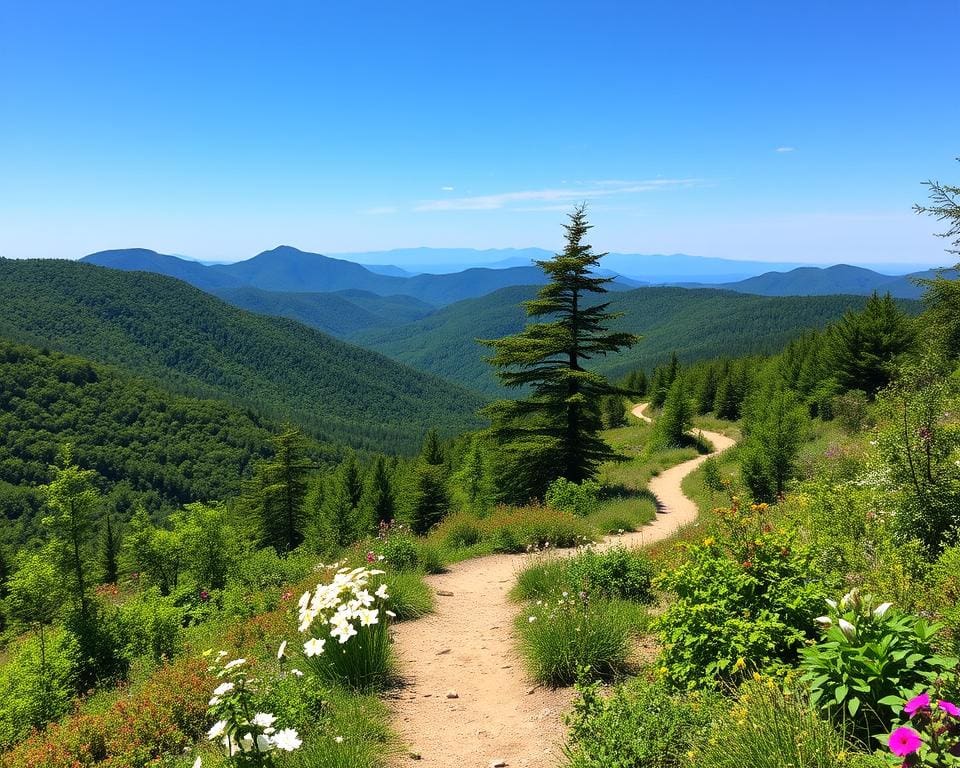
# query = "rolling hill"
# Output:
<box><xmin>350</xmin><ymin>285</ymin><xmax>922</xmax><ymax>395</ymax></box>
<box><xmin>0</xmin><ymin>258</ymin><xmax>485</xmax><ymax>453</ymax></box>
<box><xmin>682</xmin><ymin>264</ymin><xmax>945</xmax><ymax>299</ymax></box>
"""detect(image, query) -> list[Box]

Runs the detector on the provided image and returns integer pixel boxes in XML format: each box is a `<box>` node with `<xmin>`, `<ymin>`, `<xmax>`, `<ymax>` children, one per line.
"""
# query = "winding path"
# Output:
<box><xmin>387</xmin><ymin>405</ymin><xmax>736</xmax><ymax>767</ymax></box>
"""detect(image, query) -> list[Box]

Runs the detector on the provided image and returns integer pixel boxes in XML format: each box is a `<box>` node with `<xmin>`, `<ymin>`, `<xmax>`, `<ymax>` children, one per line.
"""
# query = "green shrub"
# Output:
<box><xmin>800</xmin><ymin>589</ymin><xmax>958</xmax><ymax>745</ymax></box>
<box><xmin>927</xmin><ymin>543</ymin><xmax>960</xmax><ymax>655</ymax></box>
<box><xmin>514</xmin><ymin>548</ymin><xmax>654</xmax><ymax>605</ymax></box>
<box><xmin>120</xmin><ymin>588</ymin><xmax>184</xmax><ymax>662</ymax></box>
<box><xmin>686</xmin><ymin>679</ymin><xmax>853</xmax><ymax>768</ymax></box>
<box><xmin>565</xmin><ymin>674</ymin><xmax>721</xmax><ymax>768</ymax></box>
<box><xmin>378</xmin><ymin>533</ymin><xmax>419</xmax><ymax>571</ymax></box>
<box><xmin>655</xmin><ymin>505</ymin><xmax>828</xmax><ymax>690</ymax></box>
<box><xmin>434</xmin><ymin>511</ymin><xmax>484</xmax><ymax>549</ymax></box>
<box><xmin>62</xmin><ymin>598</ymin><xmax>130</xmax><ymax>690</ymax></box>
<box><xmin>546</xmin><ymin>478</ymin><xmax>602</xmax><ymax>518</ymax></box>
<box><xmin>517</xmin><ymin>596</ymin><xmax>642</xmax><ymax>685</ymax></box>
<box><xmin>0</xmin><ymin>630</ymin><xmax>75</xmax><ymax>748</ymax></box>
<box><xmin>568</xmin><ymin>547</ymin><xmax>654</xmax><ymax>603</ymax></box>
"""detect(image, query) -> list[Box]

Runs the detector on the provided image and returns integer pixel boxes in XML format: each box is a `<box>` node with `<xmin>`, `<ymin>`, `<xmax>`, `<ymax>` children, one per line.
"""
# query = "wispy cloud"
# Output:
<box><xmin>441</xmin><ymin>185</ymin><xmax>454</xmax><ymax>191</ymax></box>
<box><xmin>775</xmin><ymin>146</ymin><xmax>796</xmax><ymax>153</ymax></box>
<box><xmin>360</xmin><ymin>205</ymin><xmax>398</xmax><ymax>215</ymax></box>
<box><xmin>415</xmin><ymin>178</ymin><xmax>701</xmax><ymax>212</ymax></box>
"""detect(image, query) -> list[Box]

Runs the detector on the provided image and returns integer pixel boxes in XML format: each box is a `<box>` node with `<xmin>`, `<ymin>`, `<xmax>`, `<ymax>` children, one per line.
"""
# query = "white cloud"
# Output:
<box><xmin>415</xmin><ymin>178</ymin><xmax>701</xmax><ymax>212</ymax></box>
<box><xmin>441</xmin><ymin>186</ymin><xmax>454</xmax><ymax>191</ymax></box>
<box><xmin>775</xmin><ymin>146</ymin><xmax>796</xmax><ymax>153</ymax></box>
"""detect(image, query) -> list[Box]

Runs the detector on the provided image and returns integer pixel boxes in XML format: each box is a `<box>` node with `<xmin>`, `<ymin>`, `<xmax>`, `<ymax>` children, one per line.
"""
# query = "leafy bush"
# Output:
<box><xmin>565</xmin><ymin>674</ymin><xmax>720</xmax><ymax>768</ymax></box>
<box><xmin>655</xmin><ymin>504</ymin><xmax>828</xmax><ymax>689</ymax></box>
<box><xmin>833</xmin><ymin>389</ymin><xmax>871</xmax><ymax>434</ymax></box>
<box><xmin>546</xmin><ymin>478</ymin><xmax>601</xmax><ymax>518</ymax></box>
<box><xmin>434</xmin><ymin>511</ymin><xmax>484</xmax><ymax>549</ymax></box>
<box><xmin>926</xmin><ymin>543</ymin><xmax>960</xmax><ymax>655</ymax></box>
<box><xmin>377</xmin><ymin>533</ymin><xmax>419</xmax><ymax>571</ymax></box>
<box><xmin>800</xmin><ymin>589</ymin><xmax>958</xmax><ymax>745</ymax></box>
<box><xmin>62</xmin><ymin>598</ymin><xmax>131</xmax><ymax>690</ymax></box>
<box><xmin>120</xmin><ymin>588</ymin><xmax>185</xmax><ymax>662</ymax></box>
<box><xmin>514</xmin><ymin>547</ymin><xmax>654</xmax><ymax>605</ymax></box>
<box><xmin>686</xmin><ymin>678</ymin><xmax>855</xmax><ymax>768</ymax></box>
<box><xmin>0</xmin><ymin>630</ymin><xmax>75</xmax><ymax>748</ymax></box>
<box><xmin>517</xmin><ymin>595</ymin><xmax>642</xmax><ymax>685</ymax></box>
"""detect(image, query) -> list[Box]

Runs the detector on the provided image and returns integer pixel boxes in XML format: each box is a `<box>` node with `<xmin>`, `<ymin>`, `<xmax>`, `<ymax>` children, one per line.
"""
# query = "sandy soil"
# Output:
<box><xmin>386</xmin><ymin>404</ymin><xmax>736</xmax><ymax>768</ymax></box>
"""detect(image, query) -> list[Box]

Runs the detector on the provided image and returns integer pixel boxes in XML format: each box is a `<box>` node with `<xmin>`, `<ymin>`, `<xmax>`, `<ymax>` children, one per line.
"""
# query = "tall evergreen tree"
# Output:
<box><xmin>824</xmin><ymin>292</ymin><xmax>915</xmax><ymax>396</ymax></box>
<box><xmin>654</xmin><ymin>376</ymin><xmax>694</xmax><ymax>447</ymax></box>
<box><xmin>481</xmin><ymin>206</ymin><xmax>639</xmax><ymax>502</ymax></box>
<box><xmin>249</xmin><ymin>426</ymin><xmax>314</xmax><ymax>553</ymax></box>
<box><xmin>420</xmin><ymin>429</ymin><xmax>446</xmax><ymax>466</ymax></box>
<box><xmin>102</xmin><ymin>512</ymin><xmax>119</xmax><ymax>584</ymax></box>
<box><xmin>360</xmin><ymin>455</ymin><xmax>396</xmax><ymax>528</ymax></box>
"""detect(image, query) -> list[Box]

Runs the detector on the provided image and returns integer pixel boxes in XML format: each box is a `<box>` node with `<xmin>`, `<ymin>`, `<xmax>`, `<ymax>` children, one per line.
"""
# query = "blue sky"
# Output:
<box><xmin>1</xmin><ymin>0</ymin><xmax>958</xmax><ymax>266</ymax></box>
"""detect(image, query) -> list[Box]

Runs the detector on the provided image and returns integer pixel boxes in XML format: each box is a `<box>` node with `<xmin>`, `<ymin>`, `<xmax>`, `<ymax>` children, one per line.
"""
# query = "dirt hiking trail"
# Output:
<box><xmin>387</xmin><ymin>404</ymin><xmax>736</xmax><ymax>768</ymax></box>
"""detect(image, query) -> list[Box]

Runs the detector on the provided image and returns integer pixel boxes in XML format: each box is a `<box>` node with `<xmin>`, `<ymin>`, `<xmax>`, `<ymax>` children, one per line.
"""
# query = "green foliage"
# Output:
<box><xmin>927</xmin><ymin>543</ymin><xmax>960</xmax><ymax>655</ymax></box>
<box><xmin>833</xmin><ymin>389</ymin><xmax>872</xmax><ymax>434</ymax></box>
<box><xmin>248</xmin><ymin>427</ymin><xmax>314</xmax><ymax>554</ymax></box>
<box><xmin>800</xmin><ymin>589</ymin><xmax>958</xmax><ymax>744</ymax></box>
<box><xmin>545</xmin><ymin>477</ymin><xmax>601</xmax><ymax>518</ymax></box>
<box><xmin>41</xmin><ymin>447</ymin><xmax>100</xmax><ymax>611</ymax></box>
<box><xmin>565</xmin><ymin>675</ymin><xmax>720</xmax><ymax>768</ymax></box>
<box><xmin>655</xmin><ymin>506</ymin><xmax>829</xmax><ymax>690</ymax></box>
<box><xmin>0</xmin><ymin>630</ymin><xmax>75</xmax><ymax>748</ymax></box>
<box><xmin>452</xmin><ymin>436</ymin><xmax>494</xmax><ymax>515</ymax></box>
<box><xmin>654</xmin><ymin>376</ymin><xmax>694</xmax><ymax>448</ymax></box>
<box><xmin>360</xmin><ymin>456</ymin><xmax>396</xmax><ymax>528</ymax></box>
<box><xmin>875</xmin><ymin>357</ymin><xmax>960</xmax><ymax>552</ymax></box>
<box><xmin>483</xmin><ymin>505</ymin><xmax>594</xmax><ymax>553</ymax></box>
<box><xmin>515</xmin><ymin>548</ymin><xmax>655</xmax><ymax>605</ymax></box>
<box><xmin>686</xmin><ymin>679</ymin><xmax>854</xmax><ymax>768</ymax></box>
<box><xmin>0</xmin><ymin>258</ymin><xmax>484</xmax><ymax>454</ymax></box>
<box><xmin>739</xmin><ymin>370</ymin><xmax>807</xmax><ymax>501</ymax></box>
<box><xmin>601</xmin><ymin>395</ymin><xmax>627</xmax><ymax>428</ymax></box>
<box><xmin>377</xmin><ymin>571</ymin><xmax>434</xmax><ymax>621</ymax></box>
<box><xmin>62</xmin><ymin>597</ymin><xmax>130</xmax><ymax>690</ymax></box>
<box><xmin>409</xmin><ymin>462</ymin><xmax>449</xmax><ymax>534</ymax></box>
<box><xmin>119</xmin><ymin>588</ymin><xmax>184</xmax><ymax>663</ymax></box>
<box><xmin>517</xmin><ymin>595</ymin><xmax>641</xmax><ymax>685</ymax></box>
<box><xmin>481</xmin><ymin>206</ymin><xmax>639</xmax><ymax>501</ymax></box>
<box><xmin>824</xmin><ymin>292</ymin><xmax>916</xmax><ymax>396</ymax></box>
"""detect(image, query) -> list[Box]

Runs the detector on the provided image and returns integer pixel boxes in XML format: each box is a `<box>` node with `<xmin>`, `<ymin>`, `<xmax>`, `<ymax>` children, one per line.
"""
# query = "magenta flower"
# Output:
<box><xmin>889</xmin><ymin>727</ymin><xmax>922</xmax><ymax>757</ymax></box>
<box><xmin>939</xmin><ymin>700</ymin><xmax>960</xmax><ymax>718</ymax></box>
<box><xmin>904</xmin><ymin>693</ymin><xmax>931</xmax><ymax>717</ymax></box>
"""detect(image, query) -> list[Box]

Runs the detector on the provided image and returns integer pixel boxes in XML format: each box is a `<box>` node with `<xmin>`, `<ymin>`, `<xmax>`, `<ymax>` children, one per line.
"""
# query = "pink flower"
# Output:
<box><xmin>889</xmin><ymin>727</ymin><xmax>922</xmax><ymax>757</ymax></box>
<box><xmin>904</xmin><ymin>693</ymin><xmax>931</xmax><ymax>717</ymax></box>
<box><xmin>939</xmin><ymin>700</ymin><xmax>960</xmax><ymax>718</ymax></box>
<box><xmin>366</xmin><ymin>551</ymin><xmax>376</xmax><ymax>563</ymax></box>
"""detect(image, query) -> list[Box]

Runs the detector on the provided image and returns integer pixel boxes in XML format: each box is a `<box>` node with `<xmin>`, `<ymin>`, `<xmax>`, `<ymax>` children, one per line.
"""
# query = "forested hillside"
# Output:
<box><xmin>351</xmin><ymin>285</ymin><xmax>919</xmax><ymax>395</ymax></box>
<box><xmin>0</xmin><ymin>339</ymin><xmax>330</xmax><ymax>544</ymax></box>
<box><xmin>0</xmin><ymin>259</ymin><xmax>485</xmax><ymax>452</ymax></box>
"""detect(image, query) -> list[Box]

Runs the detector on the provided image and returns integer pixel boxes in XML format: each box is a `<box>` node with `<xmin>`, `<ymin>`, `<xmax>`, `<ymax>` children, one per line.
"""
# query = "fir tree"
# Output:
<box><xmin>654</xmin><ymin>376</ymin><xmax>693</xmax><ymax>447</ymax></box>
<box><xmin>249</xmin><ymin>426</ymin><xmax>314</xmax><ymax>554</ymax></box>
<box><xmin>361</xmin><ymin>455</ymin><xmax>396</xmax><ymax>528</ymax></box>
<box><xmin>481</xmin><ymin>206</ymin><xmax>639</xmax><ymax>502</ymax></box>
<box><xmin>420</xmin><ymin>429</ymin><xmax>446</xmax><ymax>466</ymax></box>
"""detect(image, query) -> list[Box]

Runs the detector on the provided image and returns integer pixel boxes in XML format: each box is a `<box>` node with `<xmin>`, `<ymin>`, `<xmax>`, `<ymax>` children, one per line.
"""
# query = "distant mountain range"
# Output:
<box><xmin>680</xmin><ymin>264</ymin><xmax>945</xmax><ymax>300</ymax></box>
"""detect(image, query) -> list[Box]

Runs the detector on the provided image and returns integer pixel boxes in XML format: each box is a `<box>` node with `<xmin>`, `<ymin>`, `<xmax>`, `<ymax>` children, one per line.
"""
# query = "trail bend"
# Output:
<box><xmin>387</xmin><ymin>403</ymin><xmax>736</xmax><ymax>767</ymax></box>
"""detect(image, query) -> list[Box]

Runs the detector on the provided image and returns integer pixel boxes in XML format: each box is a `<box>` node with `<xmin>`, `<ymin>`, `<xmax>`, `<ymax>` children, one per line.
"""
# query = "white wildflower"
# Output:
<box><xmin>277</xmin><ymin>640</ymin><xmax>288</xmax><ymax>660</ymax></box>
<box><xmin>303</xmin><ymin>637</ymin><xmax>326</xmax><ymax>657</ymax></box>
<box><xmin>207</xmin><ymin>719</ymin><xmax>227</xmax><ymax>740</ymax></box>
<box><xmin>272</xmin><ymin>728</ymin><xmax>303</xmax><ymax>751</ymax></box>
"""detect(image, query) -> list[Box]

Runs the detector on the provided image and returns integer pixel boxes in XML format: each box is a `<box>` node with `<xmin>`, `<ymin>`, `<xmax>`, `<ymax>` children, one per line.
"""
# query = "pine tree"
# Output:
<box><xmin>361</xmin><ymin>455</ymin><xmax>396</xmax><ymax>528</ymax></box>
<box><xmin>420</xmin><ymin>429</ymin><xmax>445</xmax><ymax>466</ymax></box>
<box><xmin>601</xmin><ymin>395</ymin><xmax>627</xmax><ymax>428</ymax></box>
<box><xmin>824</xmin><ymin>293</ymin><xmax>915</xmax><ymax>396</ymax></box>
<box><xmin>654</xmin><ymin>376</ymin><xmax>693</xmax><ymax>447</ymax></box>
<box><xmin>455</xmin><ymin>436</ymin><xmax>493</xmax><ymax>514</ymax></box>
<box><xmin>410</xmin><ymin>463</ymin><xmax>450</xmax><ymax>534</ymax></box>
<box><xmin>481</xmin><ymin>206</ymin><xmax>639</xmax><ymax>502</ymax></box>
<box><xmin>249</xmin><ymin>426</ymin><xmax>314</xmax><ymax>554</ymax></box>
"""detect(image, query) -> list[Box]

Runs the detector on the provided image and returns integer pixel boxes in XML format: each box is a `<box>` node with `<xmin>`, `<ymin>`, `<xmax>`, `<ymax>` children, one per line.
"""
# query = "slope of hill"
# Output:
<box><xmin>351</xmin><ymin>285</ymin><xmax>921</xmax><ymax>395</ymax></box>
<box><xmin>683</xmin><ymin>264</ymin><xmax>943</xmax><ymax>299</ymax></box>
<box><xmin>0</xmin><ymin>339</ymin><xmax>327</xmax><ymax>544</ymax></box>
<box><xmin>0</xmin><ymin>259</ymin><xmax>485</xmax><ymax>453</ymax></box>
<box><xmin>84</xmin><ymin>248</ymin><xmax>245</xmax><ymax>291</ymax></box>
<box><xmin>212</xmin><ymin>286</ymin><xmax>434</xmax><ymax>337</ymax></box>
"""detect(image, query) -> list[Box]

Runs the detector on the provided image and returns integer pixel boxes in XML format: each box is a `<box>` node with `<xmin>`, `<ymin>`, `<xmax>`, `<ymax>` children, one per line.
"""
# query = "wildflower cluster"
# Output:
<box><xmin>201</xmin><ymin>652</ymin><xmax>301</xmax><ymax>766</ymax></box>
<box><xmin>887</xmin><ymin>692</ymin><xmax>960</xmax><ymax>766</ymax></box>
<box><xmin>295</xmin><ymin>566</ymin><xmax>394</xmax><ymax>690</ymax></box>
<box><xmin>801</xmin><ymin>589</ymin><xmax>958</xmax><ymax>743</ymax></box>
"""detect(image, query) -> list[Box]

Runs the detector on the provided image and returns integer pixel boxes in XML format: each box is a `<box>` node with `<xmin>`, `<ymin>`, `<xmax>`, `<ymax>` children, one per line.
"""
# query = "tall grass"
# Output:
<box><xmin>516</xmin><ymin>597</ymin><xmax>644</xmax><ymax>686</ymax></box>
